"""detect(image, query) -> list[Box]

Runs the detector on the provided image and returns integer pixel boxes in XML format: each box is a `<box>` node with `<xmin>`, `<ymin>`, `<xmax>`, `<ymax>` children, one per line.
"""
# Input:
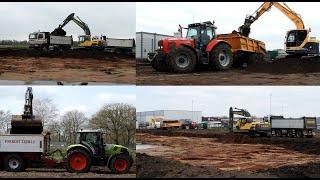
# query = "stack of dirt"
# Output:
<box><xmin>246</xmin><ymin>57</ymin><xmax>320</xmax><ymax>74</ymax></box>
<box><xmin>0</xmin><ymin>48</ymin><xmax>133</xmax><ymax>60</ymax></box>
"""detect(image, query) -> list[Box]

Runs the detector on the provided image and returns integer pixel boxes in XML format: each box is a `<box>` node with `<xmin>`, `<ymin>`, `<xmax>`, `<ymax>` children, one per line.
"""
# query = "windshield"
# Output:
<box><xmin>186</xmin><ymin>27</ymin><xmax>198</xmax><ymax>39</ymax></box>
<box><xmin>287</xmin><ymin>32</ymin><xmax>296</xmax><ymax>43</ymax></box>
<box><xmin>29</xmin><ymin>34</ymin><xmax>37</xmax><ymax>39</ymax></box>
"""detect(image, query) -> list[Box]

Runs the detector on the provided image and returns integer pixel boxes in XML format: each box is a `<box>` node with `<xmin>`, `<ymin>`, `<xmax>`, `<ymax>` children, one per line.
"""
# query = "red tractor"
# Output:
<box><xmin>148</xmin><ymin>21</ymin><xmax>234</xmax><ymax>73</ymax></box>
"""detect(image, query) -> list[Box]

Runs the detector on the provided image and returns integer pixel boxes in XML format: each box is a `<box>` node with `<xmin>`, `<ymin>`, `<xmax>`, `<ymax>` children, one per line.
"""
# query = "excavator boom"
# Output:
<box><xmin>51</xmin><ymin>13</ymin><xmax>91</xmax><ymax>36</ymax></box>
<box><xmin>239</xmin><ymin>2</ymin><xmax>305</xmax><ymax>37</ymax></box>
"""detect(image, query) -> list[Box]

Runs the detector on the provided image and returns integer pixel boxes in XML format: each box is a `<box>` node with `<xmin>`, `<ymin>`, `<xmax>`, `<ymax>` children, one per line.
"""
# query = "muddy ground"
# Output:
<box><xmin>0</xmin><ymin>164</ymin><xmax>136</xmax><ymax>178</ymax></box>
<box><xmin>0</xmin><ymin>48</ymin><xmax>135</xmax><ymax>85</ymax></box>
<box><xmin>137</xmin><ymin>129</ymin><xmax>320</xmax><ymax>178</ymax></box>
<box><xmin>137</xmin><ymin>57</ymin><xmax>320</xmax><ymax>85</ymax></box>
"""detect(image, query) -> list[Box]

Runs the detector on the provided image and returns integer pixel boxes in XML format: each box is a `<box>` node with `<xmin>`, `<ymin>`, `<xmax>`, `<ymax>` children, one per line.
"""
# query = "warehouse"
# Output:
<box><xmin>136</xmin><ymin>32</ymin><xmax>174</xmax><ymax>60</ymax></box>
<box><xmin>136</xmin><ymin>110</ymin><xmax>202</xmax><ymax>126</ymax></box>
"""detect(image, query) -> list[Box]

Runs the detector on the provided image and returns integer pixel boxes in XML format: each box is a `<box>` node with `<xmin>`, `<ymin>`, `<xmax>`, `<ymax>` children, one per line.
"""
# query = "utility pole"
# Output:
<box><xmin>192</xmin><ymin>99</ymin><xmax>194</xmax><ymax>121</ymax></box>
<box><xmin>269</xmin><ymin>93</ymin><xmax>272</xmax><ymax>121</ymax></box>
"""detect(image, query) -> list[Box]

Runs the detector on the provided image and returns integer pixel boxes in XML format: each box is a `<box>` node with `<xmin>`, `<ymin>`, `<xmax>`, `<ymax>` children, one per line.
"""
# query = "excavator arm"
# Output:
<box><xmin>51</xmin><ymin>13</ymin><xmax>91</xmax><ymax>36</ymax></box>
<box><xmin>229</xmin><ymin>107</ymin><xmax>251</xmax><ymax>131</ymax></box>
<box><xmin>239</xmin><ymin>2</ymin><xmax>305</xmax><ymax>37</ymax></box>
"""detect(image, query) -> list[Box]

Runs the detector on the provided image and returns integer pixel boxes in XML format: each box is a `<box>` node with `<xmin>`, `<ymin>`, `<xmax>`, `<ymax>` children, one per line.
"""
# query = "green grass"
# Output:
<box><xmin>0</xmin><ymin>44</ymin><xmax>28</xmax><ymax>49</ymax></box>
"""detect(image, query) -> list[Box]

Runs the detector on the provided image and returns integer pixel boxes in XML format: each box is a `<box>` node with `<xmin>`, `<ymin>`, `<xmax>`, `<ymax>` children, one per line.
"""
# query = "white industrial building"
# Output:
<box><xmin>136</xmin><ymin>32</ymin><xmax>174</xmax><ymax>59</ymax></box>
<box><xmin>137</xmin><ymin>110</ymin><xmax>202</xmax><ymax>125</ymax></box>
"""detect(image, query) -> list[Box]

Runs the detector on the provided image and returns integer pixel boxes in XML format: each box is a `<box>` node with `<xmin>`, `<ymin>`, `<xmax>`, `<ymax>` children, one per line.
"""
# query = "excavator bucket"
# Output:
<box><xmin>10</xmin><ymin>115</ymin><xmax>43</xmax><ymax>134</ymax></box>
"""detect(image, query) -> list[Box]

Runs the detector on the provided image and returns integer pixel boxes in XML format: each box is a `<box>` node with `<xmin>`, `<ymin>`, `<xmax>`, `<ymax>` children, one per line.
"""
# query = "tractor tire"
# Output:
<box><xmin>66</xmin><ymin>149</ymin><xmax>91</xmax><ymax>173</ymax></box>
<box><xmin>4</xmin><ymin>154</ymin><xmax>25</xmax><ymax>172</ymax></box>
<box><xmin>151</xmin><ymin>55</ymin><xmax>169</xmax><ymax>72</ymax></box>
<box><xmin>168</xmin><ymin>47</ymin><xmax>196</xmax><ymax>73</ymax></box>
<box><xmin>109</xmin><ymin>154</ymin><xmax>132</xmax><ymax>174</ymax></box>
<box><xmin>211</xmin><ymin>43</ymin><xmax>233</xmax><ymax>70</ymax></box>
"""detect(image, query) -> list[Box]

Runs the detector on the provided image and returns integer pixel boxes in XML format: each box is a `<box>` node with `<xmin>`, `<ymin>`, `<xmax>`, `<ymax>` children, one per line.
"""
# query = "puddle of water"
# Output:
<box><xmin>0</xmin><ymin>80</ymin><xmax>133</xmax><ymax>85</ymax></box>
<box><xmin>0</xmin><ymin>80</ymin><xmax>25</xmax><ymax>85</ymax></box>
<box><xmin>136</xmin><ymin>143</ymin><xmax>158</xmax><ymax>150</ymax></box>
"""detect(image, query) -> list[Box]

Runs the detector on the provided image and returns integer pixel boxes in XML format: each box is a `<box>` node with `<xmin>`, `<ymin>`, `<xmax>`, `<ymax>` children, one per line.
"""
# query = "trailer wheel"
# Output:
<box><xmin>211</xmin><ymin>43</ymin><xmax>233</xmax><ymax>70</ymax></box>
<box><xmin>4</xmin><ymin>154</ymin><xmax>25</xmax><ymax>172</ymax></box>
<box><xmin>66</xmin><ymin>149</ymin><xmax>91</xmax><ymax>173</ymax></box>
<box><xmin>296</xmin><ymin>130</ymin><xmax>303</xmax><ymax>138</ymax></box>
<box><xmin>168</xmin><ymin>47</ymin><xmax>196</xmax><ymax>73</ymax></box>
<box><xmin>109</xmin><ymin>154</ymin><xmax>131</xmax><ymax>174</ymax></box>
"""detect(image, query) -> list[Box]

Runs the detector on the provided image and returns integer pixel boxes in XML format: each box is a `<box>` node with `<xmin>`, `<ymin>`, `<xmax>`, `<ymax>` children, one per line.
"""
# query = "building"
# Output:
<box><xmin>136</xmin><ymin>32</ymin><xmax>174</xmax><ymax>60</ymax></box>
<box><xmin>136</xmin><ymin>110</ymin><xmax>202</xmax><ymax>126</ymax></box>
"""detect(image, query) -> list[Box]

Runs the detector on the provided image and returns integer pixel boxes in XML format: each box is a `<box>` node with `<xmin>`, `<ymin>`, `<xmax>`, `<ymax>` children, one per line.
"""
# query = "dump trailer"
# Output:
<box><xmin>270</xmin><ymin>116</ymin><xmax>316</xmax><ymax>138</ymax></box>
<box><xmin>28</xmin><ymin>32</ymin><xmax>73</xmax><ymax>51</ymax></box>
<box><xmin>161</xmin><ymin>120</ymin><xmax>182</xmax><ymax>130</ymax></box>
<box><xmin>104</xmin><ymin>38</ymin><xmax>135</xmax><ymax>54</ymax></box>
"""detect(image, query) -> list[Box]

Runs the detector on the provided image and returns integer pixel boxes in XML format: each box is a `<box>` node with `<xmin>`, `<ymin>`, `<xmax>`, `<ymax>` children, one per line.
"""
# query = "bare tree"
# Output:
<box><xmin>0</xmin><ymin>110</ymin><xmax>11</xmax><ymax>133</ymax></box>
<box><xmin>61</xmin><ymin>110</ymin><xmax>87</xmax><ymax>144</ymax></box>
<box><xmin>33</xmin><ymin>98</ymin><xmax>58</xmax><ymax>128</ymax></box>
<box><xmin>89</xmin><ymin>103</ymin><xmax>135</xmax><ymax>148</ymax></box>
<box><xmin>47</xmin><ymin>121</ymin><xmax>62</xmax><ymax>142</ymax></box>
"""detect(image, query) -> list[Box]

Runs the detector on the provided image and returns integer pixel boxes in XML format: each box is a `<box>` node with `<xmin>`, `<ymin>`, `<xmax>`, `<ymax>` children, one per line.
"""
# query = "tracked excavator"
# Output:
<box><xmin>10</xmin><ymin>87</ymin><xmax>43</xmax><ymax>134</ymax></box>
<box><xmin>238</xmin><ymin>2</ymin><xmax>319</xmax><ymax>57</ymax></box>
<box><xmin>51</xmin><ymin>13</ymin><xmax>106</xmax><ymax>48</ymax></box>
<box><xmin>229</xmin><ymin>107</ymin><xmax>270</xmax><ymax>136</ymax></box>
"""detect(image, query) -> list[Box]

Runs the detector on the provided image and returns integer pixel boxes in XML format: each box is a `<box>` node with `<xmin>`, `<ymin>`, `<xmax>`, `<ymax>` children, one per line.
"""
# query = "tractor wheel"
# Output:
<box><xmin>211</xmin><ymin>43</ymin><xmax>233</xmax><ymax>70</ymax></box>
<box><xmin>4</xmin><ymin>154</ymin><xmax>25</xmax><ymax>172</ymax></box>
<box><xmin>168</xmin><ymin>47</ymin><xmax>196</xmax><ymax>73</ymax></box>
<box><xmin>151</xmin><ymin>55</ymin><xmax>169</xmax><ymax>72</ymax></box>
<box><xmin>109</xmin><ymin>154</ymin><xmax>132</xmax><ymax>174</ymax></box>
<box><xmin>66</xmin><ymin>149</ymin><xmax>91</xmax><ymax>173</ymax></box>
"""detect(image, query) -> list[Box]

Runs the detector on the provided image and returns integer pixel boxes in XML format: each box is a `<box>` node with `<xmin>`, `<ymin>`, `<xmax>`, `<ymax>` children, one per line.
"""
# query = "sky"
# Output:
<box><xmin>0</xmin><ymin>86</ymin><xmax>136</xmax><ymax>120</ymax></box>
<box><xmin>0</xmin><ymin>2</ymin><xmax>135</xmax><ymax>41</ymax></box>
<box><xmin>136</xmin><ymin>86</ymin><xmax>320</xmax><ymax>118</ymax></box>
<box><xmin>137</xmin><ymin>2</ymin><xmax>320</xmax><ymax>50</ymax></box>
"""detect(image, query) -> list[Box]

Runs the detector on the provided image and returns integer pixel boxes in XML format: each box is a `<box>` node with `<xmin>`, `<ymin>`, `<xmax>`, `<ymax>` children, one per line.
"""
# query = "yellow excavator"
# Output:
<box><xmin>229</xmin><ymin>107</ymin><xmax>270</xmax><ymax>137</ymax></box>
<box><xmin>239</xmin><ymin>2</ymin><xmax>319</xmax><ymax>57</ymax></box>
<box><xmin>51</xmin><ymin>13</ymin><xmax>106</xmax><ymax>49</ymax></box>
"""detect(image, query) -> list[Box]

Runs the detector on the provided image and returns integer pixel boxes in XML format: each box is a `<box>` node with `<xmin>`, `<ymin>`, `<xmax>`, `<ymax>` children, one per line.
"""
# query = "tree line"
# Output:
<box><xmin>0</xmin><ymin>98</ymin><xmax>136</xmax><ymax>149</ymax></box>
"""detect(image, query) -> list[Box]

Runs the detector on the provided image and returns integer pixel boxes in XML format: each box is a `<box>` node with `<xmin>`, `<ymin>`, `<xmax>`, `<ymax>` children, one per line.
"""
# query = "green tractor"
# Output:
<box><xmin>65</xmin><ymin>130</ymin><xmax>133</xmax><ymax>173</ymax></box>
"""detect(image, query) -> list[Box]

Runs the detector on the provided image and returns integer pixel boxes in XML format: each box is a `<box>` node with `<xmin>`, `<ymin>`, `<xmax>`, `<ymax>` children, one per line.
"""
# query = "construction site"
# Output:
<box><xmin>136</xmin><ymin>2</ymin><xmax>320</xmax><ymax>85</ymax></box>
<box><xmin>0</xmin><ymin>3</ymin><xmax>135</xmax><ymax>85</ymax></box>
<box><xmin>135</xmin><ymin>86</ymin><xmax>320</xmax><ymax>178</ymax></box>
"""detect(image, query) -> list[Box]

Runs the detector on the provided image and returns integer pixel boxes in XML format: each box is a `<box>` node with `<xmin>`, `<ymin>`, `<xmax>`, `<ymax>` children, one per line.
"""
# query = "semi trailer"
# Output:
<box><xmin>104</xmin><ymin>38</ymin><xmax>135</xmax><ymax>54</ymax></box>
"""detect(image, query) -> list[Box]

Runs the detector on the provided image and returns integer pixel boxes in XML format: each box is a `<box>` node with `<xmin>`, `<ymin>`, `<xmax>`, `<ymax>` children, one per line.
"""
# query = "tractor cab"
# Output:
<box><xmin>76</xmin><ymin>129</ymin><xmax>105</xmax><ymax>157</ymax></box>
<box><xmin>185</xmin><ymin>21</ymin><xmax>217</xmax><ymax>51</ymax></box>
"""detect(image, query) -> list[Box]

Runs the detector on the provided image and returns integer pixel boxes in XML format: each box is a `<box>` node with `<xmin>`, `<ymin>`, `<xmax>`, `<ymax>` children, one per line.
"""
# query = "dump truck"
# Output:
<box><xmin>28</xmin><ymin>32</ymin><xmax>73</xmax><ymax>51</ymax></box>
<box><xmin>148</xmin><ymin>21</ymin><xmax>266</xmax><ymax>73</ymax></box>
<box><xmin>161</xmin><ymin>120</ymin><xmax>182</xmax><ymax>130</ymax></box>
<box><xmin>104</xmin><ymin>38</ymin><xmax>135</xmax><ymax>54</ymax></box>
<box><xmin>270</xmin><ymin>116</ymin><xmax>316</xmax><ymax>138</ymax></box>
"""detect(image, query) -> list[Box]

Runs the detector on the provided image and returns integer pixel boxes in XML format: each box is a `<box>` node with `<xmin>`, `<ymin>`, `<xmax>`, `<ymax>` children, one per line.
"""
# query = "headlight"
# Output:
<box><xmin>158</xmin><ymin>40</ymin><xmax>163</xmax><ymax>47</ymax></box>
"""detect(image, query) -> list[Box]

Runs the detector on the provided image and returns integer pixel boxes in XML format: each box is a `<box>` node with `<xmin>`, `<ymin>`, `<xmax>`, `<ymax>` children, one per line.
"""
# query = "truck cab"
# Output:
<box><xmin>28</xmin><ymin>32</ymin><xmax>49</xmax><ymax>50</ymax></box>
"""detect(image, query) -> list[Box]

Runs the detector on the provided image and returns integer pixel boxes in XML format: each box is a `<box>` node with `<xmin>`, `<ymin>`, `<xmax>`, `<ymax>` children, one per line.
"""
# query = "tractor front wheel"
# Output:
<box><xmin>109</xmin><ymin>154</ymin><xmax>131</xmax><ymax>174</ymax></box>
<box><xmin>66</xmin><ymin>149</ymin><xmax>91</xmax><ymax>173</ymax></box>
<box><xmin>168</xmin><ymin>47</ymin><xmax>196</xmax><ymax>73</ymax></box>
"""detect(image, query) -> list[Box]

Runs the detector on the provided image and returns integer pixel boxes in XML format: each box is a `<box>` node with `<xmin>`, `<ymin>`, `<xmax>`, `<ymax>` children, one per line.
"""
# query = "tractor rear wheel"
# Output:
<box><xmin>211</xmin><ymin>43</ymin><xmax>233</xmax><ymax>70</ymax></box>
<box><xmin>4</xmin><ymin>154</ymin><xmax>25</xmax><ymax>172</ymax></box>
<box><xmin>168</xmin><ymin>47</ymin><xmax>196</xmax><ymax>73</ymax></box>
<box><xmin>109</xmin><ymin>154</ymin><xmax>131</xmax><ymax>174</ymax></box>
<box><xmin>66</xmin><ymin>149</ymin><xmax>91</xmax><ymax>173</ymax></box>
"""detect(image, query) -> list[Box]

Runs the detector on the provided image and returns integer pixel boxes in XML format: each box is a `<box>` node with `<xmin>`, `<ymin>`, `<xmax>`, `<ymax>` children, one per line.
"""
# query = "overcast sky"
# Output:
<box><xmin>0</xmin><ymin>2</ymin><xmax>135</xmax><ymax>41</ymax></box>
<box><xmin>0</xmin><ymin>86</ymin><xmax>136</xmax><ymax>121</ymax></box>
<box><xmin>136</xmin><ymin>86</ymin><xmax>320</xmax><ymax>118</ymax></box>
<box><xmin>137</xmin><ymin>2</ymin><xmax>320</xmax><ymax>50</ymax></box>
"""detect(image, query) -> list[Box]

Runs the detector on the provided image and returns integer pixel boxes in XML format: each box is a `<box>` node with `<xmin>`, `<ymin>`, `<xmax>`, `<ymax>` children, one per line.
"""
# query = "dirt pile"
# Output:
<box><xmin>0</xmin><ymin>48</ymin><xmax>133</xmax><ymax>60</ymax></box>
<box><xmin>246</xmin><ymin>57</ymin><xmax>320</xmax><ymax>74</ymax></box>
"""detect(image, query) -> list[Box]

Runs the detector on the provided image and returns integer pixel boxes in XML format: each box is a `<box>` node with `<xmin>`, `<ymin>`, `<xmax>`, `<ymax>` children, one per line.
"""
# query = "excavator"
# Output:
<box><xmin>238</xmin><ymin>2</ymin><xmax>319</xmax><ymax>57</ymax></box>
<box><xmin>229</xmin><ymin>107</ymin><xmax>270</xmax><ymax>137</ymax></box>
<box><xmin>10</xmin><ymin>87</ymin><xmax>43</xmax><ymax>134</ymax></box>
<box><xmin>51</xmin><ymin>13</ymin><xmax>106</xmax><ymax>49</ymax></box>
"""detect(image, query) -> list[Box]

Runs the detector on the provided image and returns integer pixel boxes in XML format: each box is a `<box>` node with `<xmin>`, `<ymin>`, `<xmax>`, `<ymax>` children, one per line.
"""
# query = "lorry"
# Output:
<box><xmin>148</xmin><ymin>21</ymin><xmax>266</xmax><ymax>73</ymax></box>
<box><xmin>28</xmin><ymin>32</ymin><xmax>73</xmax><ymax>51</ymax></box>
<box><xmin>269</xmin><ymin>116</ymin><xmax>316</xmax><ymax>138</ymax></box>
<box><xmin>104</xmin><ymin>38</ymin><xmax>135</xmax><ymax>54</ymax></box>
<box><xmin>161</xmin><ymin>120</ymin><xmax>182</xmax><ymax>130</ymax></box>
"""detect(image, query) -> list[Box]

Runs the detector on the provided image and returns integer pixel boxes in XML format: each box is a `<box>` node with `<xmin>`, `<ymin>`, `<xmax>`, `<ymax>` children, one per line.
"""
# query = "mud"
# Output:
<box><xmin>137</xmin><ymin>130</ymin><xmax>320</xmax><ymax>178</ymax></box>
<box><xmin>0</xmin><ymin>49</ymin><xmax>135</xmax><ymax>84</ymax></box>
<box><xmin>137</xmin><ymin>58</ymin><xmax>320</xmax><ymax>85</ymax></box>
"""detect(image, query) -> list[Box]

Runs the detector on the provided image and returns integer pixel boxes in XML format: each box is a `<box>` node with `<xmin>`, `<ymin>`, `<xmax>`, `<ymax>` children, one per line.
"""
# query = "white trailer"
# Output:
<box><xmin>0</xmin><ymin>134</ymin><xmax>45</xmax><ymax>153</ymax></box>
<box><xmin>270</xmin><ymin>116</ymin><xmax>316</xmax><ymax>137</ymax></box>
<box><xmin>104</xmin><ymin>38</ymin><xmax>135</xmax><ymax>54</ymax></box>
